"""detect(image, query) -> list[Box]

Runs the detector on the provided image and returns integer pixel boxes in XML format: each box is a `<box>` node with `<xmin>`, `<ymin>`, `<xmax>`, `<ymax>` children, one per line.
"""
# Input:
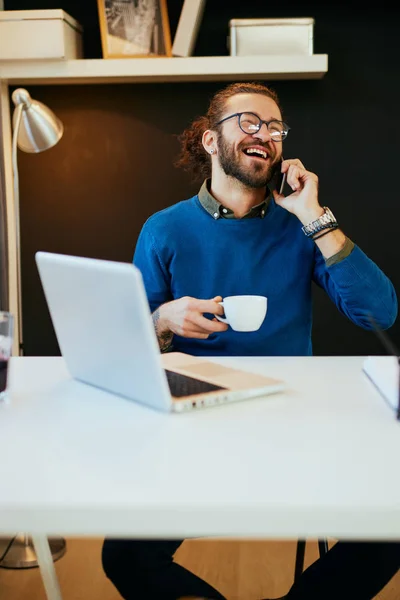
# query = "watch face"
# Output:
<box><xmin>324</xmin><ymin>207</ymin><xmax>336</xmax><ymax>222</ymax></box>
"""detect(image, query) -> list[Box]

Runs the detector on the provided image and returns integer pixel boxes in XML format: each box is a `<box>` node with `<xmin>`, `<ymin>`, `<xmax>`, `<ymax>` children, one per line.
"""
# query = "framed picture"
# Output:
<box><xmin>97</xmin><ymin>0</ymin><xmax>172</xmax><ymax>58</ymax></box>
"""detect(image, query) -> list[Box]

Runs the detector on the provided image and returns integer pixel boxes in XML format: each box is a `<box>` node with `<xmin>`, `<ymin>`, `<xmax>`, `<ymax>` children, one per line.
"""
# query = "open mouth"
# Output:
<box><xmin>242</xmin><ymin>147</ymin><xmax>269</xmax><ymax>161</ymax></box>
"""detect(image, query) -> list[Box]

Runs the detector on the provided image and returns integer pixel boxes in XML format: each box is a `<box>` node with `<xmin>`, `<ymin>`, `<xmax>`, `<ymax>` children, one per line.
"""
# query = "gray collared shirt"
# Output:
<box><xmin>197</xmin><ymin>178</ymin><xmax>354</xmax><ymax>266</ymax></box>
<box><xmin>198</xmin><ymin>179</ymin><xmax>270</xmax><ymax>220</ymax></box>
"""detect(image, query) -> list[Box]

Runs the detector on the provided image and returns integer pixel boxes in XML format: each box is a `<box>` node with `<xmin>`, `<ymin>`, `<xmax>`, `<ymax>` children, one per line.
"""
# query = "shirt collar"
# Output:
<box><xmin>198</xmin><ymin>179</ymin><xmax>270</xmax><ymax>220</ymax></box>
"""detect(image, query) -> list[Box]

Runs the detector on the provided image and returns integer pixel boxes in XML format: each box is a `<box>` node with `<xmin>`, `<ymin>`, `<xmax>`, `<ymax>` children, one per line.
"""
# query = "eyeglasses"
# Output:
<box><xmin>216</xmin><ymin>112</ymin><xmax>290</xmax><ymax>142</ymax></box>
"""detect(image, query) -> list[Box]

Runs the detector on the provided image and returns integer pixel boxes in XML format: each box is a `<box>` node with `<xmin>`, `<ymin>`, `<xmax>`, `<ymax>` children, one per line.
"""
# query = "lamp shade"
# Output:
<box><xmin>12</xmin><ymin>88</ymin><xmax>63</xmax><ymax>153</ymax></box>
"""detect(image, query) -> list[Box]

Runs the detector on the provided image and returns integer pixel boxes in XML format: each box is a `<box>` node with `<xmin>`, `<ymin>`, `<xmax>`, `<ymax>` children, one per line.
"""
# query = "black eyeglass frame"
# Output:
<box><xmin>215</xmin><ymin>112</ymin><xmax>290</xmax><ymax>141</ymax></box>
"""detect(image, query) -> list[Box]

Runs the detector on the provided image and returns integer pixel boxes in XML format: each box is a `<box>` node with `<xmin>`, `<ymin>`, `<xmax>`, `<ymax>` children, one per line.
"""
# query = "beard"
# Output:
<box><xmin>217</xmin><ymin>134</ymin><xmax>277</xmax><ymax>189</ymax></box>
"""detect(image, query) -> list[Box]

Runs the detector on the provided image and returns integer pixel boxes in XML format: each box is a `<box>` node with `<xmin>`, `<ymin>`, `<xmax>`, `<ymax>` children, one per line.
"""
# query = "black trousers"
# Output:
<box><xmin>102</xmin><ymin>538</ymin><xmax>400</xmax><ymax>600</ymax></box>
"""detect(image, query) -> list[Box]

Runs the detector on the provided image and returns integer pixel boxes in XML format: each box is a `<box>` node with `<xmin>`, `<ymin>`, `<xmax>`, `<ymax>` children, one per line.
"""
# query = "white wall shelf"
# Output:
<box><xmin>0</xmin><ymin>54</ymin><xmax>328</xmax><ymax>85</ymax></box>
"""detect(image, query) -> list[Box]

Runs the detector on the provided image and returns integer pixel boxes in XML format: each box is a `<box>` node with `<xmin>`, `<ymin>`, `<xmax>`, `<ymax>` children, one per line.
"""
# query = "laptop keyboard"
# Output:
<box><xmin>164</xmin><ymin>369</ymin><xmax>227</xmax><ymax>398</ymax></box>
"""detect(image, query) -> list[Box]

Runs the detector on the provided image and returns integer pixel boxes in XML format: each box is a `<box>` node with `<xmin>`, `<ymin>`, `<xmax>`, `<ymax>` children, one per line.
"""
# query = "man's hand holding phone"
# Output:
<box><xmin>272</xmin><ymin>158</ymin><xmax>324</xmax><ymax>226</ymax></box>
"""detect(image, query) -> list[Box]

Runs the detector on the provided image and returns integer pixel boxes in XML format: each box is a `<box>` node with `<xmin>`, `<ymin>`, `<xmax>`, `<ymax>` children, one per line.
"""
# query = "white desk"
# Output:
<box><xmin>1</xmin><ymin>356</ymin><xmax>399</xmax><ymax>598</ymax></box>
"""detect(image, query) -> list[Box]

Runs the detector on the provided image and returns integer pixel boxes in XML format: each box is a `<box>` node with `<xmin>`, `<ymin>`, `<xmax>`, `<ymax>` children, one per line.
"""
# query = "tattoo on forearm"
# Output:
<box><xmin>153</xmin><ymin>309</ymin><xmax>173</xmax><ymax>352</ymax></box>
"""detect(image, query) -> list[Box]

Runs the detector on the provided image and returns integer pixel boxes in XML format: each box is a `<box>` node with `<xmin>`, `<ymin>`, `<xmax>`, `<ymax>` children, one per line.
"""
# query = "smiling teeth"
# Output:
<box><xmin>245</xmin><ymin>148</ymin><xmax>267</xmax><ymax>159</ymax></box>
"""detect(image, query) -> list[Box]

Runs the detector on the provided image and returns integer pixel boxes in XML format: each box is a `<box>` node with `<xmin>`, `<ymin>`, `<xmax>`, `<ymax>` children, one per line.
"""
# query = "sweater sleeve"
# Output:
<box><xmin>312</xmin><ymin>244</ymin><xmax>398</xmax><ymax>330</ymax></box>
<box><xmin>133</xmin><ymin>221</ymin><xmax>173</xmax><ymax>313</ymax></box>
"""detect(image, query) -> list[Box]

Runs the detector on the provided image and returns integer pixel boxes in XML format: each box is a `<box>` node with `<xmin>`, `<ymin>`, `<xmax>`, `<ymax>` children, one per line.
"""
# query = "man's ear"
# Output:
<box><xmin>202</xmin><ymin>129</ymin><xmax>217</xmax><ymax>155</ymax></box>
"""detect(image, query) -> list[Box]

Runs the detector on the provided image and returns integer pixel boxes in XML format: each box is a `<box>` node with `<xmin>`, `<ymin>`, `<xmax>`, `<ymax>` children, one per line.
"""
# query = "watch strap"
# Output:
<box><xmin>302</xmin><ymin>207</ymin><xmax>337</xmax><ymax>238</ymax></box>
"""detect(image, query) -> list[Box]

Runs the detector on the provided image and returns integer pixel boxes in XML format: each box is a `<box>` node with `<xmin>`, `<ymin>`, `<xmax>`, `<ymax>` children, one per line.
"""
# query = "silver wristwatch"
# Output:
<box><xmin>301</xmin><ymin>207</ymin><xmax>337</xmax><ymax>237</ymax></box>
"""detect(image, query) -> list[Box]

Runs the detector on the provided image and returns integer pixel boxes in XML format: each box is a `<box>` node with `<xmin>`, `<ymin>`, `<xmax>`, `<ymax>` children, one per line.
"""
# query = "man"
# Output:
<box><xmin>102</xmin><ymin>82</ymin><xmax>399</xmax><ymax>599</ymax></box>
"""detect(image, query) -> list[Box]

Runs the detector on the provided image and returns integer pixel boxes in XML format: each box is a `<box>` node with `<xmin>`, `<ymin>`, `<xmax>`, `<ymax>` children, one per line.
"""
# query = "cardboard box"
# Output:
<box><xmin>229</xmin><ymin>18</ymin><xmax>314</xmax><ymax>56</ymax></box>
<box><xmin>0</xmin><ymin>9</ymin><xmax>83</xmax><ymax>60</ymax></box>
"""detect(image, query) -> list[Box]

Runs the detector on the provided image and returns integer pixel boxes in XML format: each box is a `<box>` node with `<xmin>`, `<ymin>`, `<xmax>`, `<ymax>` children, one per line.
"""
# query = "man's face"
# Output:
<box><xmin>216</xmin><ymin>93</ymin><xmax>284</xmax><ymax>189</ymax></box>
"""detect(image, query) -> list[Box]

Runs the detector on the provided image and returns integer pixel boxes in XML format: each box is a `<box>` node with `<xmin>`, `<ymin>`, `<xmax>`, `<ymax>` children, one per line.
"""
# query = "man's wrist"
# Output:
<box><xmin>152</xmin><ymin>306</ymin><xmax>173</xmax><ymax>351</ymax></box>
<box><xmin>297</xmin><ymin>206</ymin><xmax>325</xmax><ymax>226</ymax></box>
<box><xmin>301</xmin><ymin>207</ymin><xmax>338</xmax><ymax>239</ymax></box>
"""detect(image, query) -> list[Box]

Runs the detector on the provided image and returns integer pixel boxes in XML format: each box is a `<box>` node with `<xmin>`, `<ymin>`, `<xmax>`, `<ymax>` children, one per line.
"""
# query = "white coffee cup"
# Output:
<box><xmin>215</xmin><ymin>295</ymin><xmax>268</xmax><ymax>332</ymax></box>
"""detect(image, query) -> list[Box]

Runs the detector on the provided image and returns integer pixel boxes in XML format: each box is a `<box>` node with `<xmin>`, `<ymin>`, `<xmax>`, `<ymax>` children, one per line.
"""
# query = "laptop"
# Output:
<box><xmin>35</xmin><ymin>251</ymin><xmax>285</xmax><ymax>413</ymax></box>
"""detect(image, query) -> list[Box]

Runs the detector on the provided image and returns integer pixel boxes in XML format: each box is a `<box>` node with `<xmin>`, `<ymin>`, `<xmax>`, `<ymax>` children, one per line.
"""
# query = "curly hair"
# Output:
<box><xmin>174</xmin><ymin>82</ymin><xmax>282</xmax><ymax>181</ymax></box>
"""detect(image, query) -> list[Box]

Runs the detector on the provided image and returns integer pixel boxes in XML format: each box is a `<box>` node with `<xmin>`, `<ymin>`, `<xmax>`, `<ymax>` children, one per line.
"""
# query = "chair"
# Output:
<box><xmin>294</xmin><ymin>538</ymin><xmax>329</xmax><ymax>582</ymax></box>
<box><xmin>263</xmin><ymin>538</ymin><xmax>329</xmax><ymax>600</ymax></box>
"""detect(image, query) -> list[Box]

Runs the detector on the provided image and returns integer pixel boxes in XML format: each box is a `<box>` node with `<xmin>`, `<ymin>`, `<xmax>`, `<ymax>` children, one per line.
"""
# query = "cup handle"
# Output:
<box><xmin>214</xmin><ymin>301</ymin><xmax>228</xmax><ymax>324</ymax></box>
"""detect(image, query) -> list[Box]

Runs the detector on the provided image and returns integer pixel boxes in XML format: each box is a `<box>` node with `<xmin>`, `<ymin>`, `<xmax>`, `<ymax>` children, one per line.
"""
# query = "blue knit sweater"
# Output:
<box><xmin>133</xmin><ymin>195</ymin><xmax>397</xmax><ymax>356</ymax></box>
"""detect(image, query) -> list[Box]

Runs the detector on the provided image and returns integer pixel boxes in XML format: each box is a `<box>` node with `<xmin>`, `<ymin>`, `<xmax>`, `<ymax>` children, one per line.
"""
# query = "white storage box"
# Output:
<box><xmin>0</xmin><ymin>9</ymin><xmax>83</xmax><ymax>60</ymax></box>
<box><xmin>229</xmin><ymin>18</ymin><xmax>314</xmax><ymax>56</ymax></box>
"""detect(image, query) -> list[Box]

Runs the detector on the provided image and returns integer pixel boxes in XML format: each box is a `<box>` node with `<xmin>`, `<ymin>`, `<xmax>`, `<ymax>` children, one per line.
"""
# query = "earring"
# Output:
<box><xmin>210</xmin><ymin>149</ymin><xmax>215</xmax><ymax>154</ymax></box>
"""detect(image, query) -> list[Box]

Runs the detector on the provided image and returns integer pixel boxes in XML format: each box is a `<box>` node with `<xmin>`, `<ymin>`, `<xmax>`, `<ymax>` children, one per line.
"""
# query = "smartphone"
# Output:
<box><xmin>270</xmin><ymin>160</ymin><xmax>287</xmax><ymax>195</ymax></box>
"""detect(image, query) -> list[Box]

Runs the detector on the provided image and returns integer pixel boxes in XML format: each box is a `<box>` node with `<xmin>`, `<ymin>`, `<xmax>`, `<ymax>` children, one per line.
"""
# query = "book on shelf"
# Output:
<box><xmin>172</xmin><ymin>0</ymin><xmax>207</xmax><ymax>57</ymax></box>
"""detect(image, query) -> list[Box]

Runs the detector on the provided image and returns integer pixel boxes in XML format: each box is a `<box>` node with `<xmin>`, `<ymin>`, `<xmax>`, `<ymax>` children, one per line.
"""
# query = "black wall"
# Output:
<box><xmin>5</xmin><ymin>0</ymin><xmax>400</xmax><ymax>356</ymax></box>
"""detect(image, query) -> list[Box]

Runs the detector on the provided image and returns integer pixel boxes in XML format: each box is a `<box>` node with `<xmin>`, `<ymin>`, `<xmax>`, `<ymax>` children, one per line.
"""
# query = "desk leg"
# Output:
<box><xmin>31</xmin><ymin>536</ymin><xmax>63</xmax><ymax>600</ymax></box>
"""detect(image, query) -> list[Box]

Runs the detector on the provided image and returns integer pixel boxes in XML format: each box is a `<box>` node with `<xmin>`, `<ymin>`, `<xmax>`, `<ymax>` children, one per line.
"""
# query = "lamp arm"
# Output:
<box><xmin>11</xmin><ymin>103</ymin><xmax>23</xmax><ymax>356</ymax></box>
